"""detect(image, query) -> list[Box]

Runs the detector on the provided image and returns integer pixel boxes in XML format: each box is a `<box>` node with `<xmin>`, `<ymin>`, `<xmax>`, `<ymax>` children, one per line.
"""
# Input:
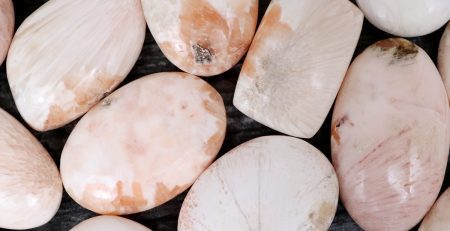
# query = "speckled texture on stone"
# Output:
<box><xmin>0</xmin><ymin>0</ymin><xmax>447</xmax><ymax>230</ymax></box>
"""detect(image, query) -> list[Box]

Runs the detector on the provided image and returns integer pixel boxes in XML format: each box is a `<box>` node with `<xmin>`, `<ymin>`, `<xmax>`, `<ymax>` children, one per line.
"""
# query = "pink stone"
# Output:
<box><xmin>61</xmin><ymin>72</ymin><xmax>226</xmax><ymax>215</ymax></box>
<box><xmin>332</xmin><ymin>38</ymin><xmax>449</xmax><ymax>231</ymax></box>
<box><xmin>233</xmin><ymin>0</ymin><xmax>363</xmax><ymax>138</ymax></box>
<box><xmin>0</xmin><ymin>0</ymin><xmax>13</xmax><ymax>64</ymax></box>
<box><xmin>7</xmin><ymin>0</ymin><xmax>146</xmax><ymax>131</ymax></box>
<box><xmin>438</xmin><ymin>22</ymin><xmax>450</xmax><ymax>106</ymax></box>
<box><xmin>420</xmin><ymin>188</ymin><xmax>450</xmax><ymax>231</ymax></box>
<box><xmin>0</xmin><ymin>108</ymin><xmax>62</xmax><ymax>229</ymax></box>
<box><xmin>141</xmin><ymin>0</ymin><xmax>258</xmax><ymax>76</ymax></box>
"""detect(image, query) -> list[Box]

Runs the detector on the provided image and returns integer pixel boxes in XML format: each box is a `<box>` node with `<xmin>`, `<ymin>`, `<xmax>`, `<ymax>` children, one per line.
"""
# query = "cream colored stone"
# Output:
<box><xmin>179</xmin><ymin>136</ymin><xmax>338</xmax><ymax>231</ymax></box>
<box><xmin>0</xmin><ymin>0</ymin><xmax>13</xmax><ymax>64</ymax></box>
<box><xmin>420</xmin><ymin>188</ymin><xmax>450</xmax><ymax>231</ymax></box>
<box><xmin>61</xmin><ymin>72</ymin><xmax>226</xmax><ymax>215</ymax></box>
<box><xmin>233</xmin><ymin>0</ymin><xmax>363</xmax><ymax>138</ymax></box>
<box><xmin>7</xmin><ymin>0</ymin><xmax>146</xmax><ymax>131</ymax></box>
<box><xmin>71</xmin><ymin>216</ymin><xmax>151</xmax><ymax>231</ymax></box>
<box><xmin>0</xmin><ymin>108</ymin><xmax>62</xmax><ymax>230</ymax></box>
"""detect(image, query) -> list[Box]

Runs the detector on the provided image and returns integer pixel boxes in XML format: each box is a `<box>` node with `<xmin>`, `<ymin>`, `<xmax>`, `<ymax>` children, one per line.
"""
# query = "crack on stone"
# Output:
<box><xmin>192</xmin><ymin>44</ymin><xmax>214</xmax><ymax>64</ymax></box>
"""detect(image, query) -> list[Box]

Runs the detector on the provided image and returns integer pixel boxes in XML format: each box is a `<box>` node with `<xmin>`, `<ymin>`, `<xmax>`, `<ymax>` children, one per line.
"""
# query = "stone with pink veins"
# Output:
<box><xmin>179</xmin><ymin>136</ymin><xmax>339</xmax><ymax>231</ymax></box>
<box><xmin>0</xmin><ymin>108</ymin><xmax>62</xmax><ymax>230</ymax></box>
<box><xmin>419</xmin><ymin>188</ymin><xmax>450</xmax><ymax>231</ymax></box>
<box><xmin>141</xmin><ymin>0</ymin><xmax>258</xmax><ymax>77</ymax></box>
<box><xmin>0</xmin><ymin>0</ymin><xmax>13</xmax><ymax>64</ymax></box>
<box><xmin>332</xmin><ymin>38</ymin><xmax>449</xmax><ymax>231</ymax></box>
<box><xmin>61</xmin><ymin>72</ymin><xmax>227</xmax><ymax>215</ymax></box>
<box><xmin>233</xmin><ymin>0</ymin><xmax>363</xmax><ymax>138</ymax></box>
<box><xmin>71</xmin><ymin>216</ymin><xmax>151</xmax><ymax>231</ymax></box>
<box><xmin>7</xmin><ymin>0</ymin><xmax>146</xmax><ymax>132</ymax></box>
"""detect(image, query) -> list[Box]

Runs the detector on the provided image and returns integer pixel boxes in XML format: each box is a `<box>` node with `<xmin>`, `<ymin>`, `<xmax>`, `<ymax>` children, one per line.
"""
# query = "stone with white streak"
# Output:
<box><xmin>0</xmin><ymin>108</ymin><xmax>62</xmax><ymax>230</ymax></box>
<box><xmin>179</xmin><ymin>136</ymin><xmax>339</xmax><ymax>231</ymax></box>
<box><xmin>0</xmin><ymin>0</ymin><xmax>13</xmax><ymax>64</ymax></box>
<box><xmin>71</xmin><ymin>216</ymin><xmax>151</xmax><ymax>231</ymax></box>
<box><xmin>332</xmin><ymin>38</ymin><xmax>449</xmax><ymax>231</ymax></box>
<box><xmin>419</xmin><ymin>188</ymin><xmax>450</xmax><ymax>231</ymax></box>
<box><xmin>356</xmin><ymin>0</ymin><xmax>450</xmax><ymax>37</ymax></box>
<box><xmin>233</xmin><ymin>0</ymin><xmax>363</xmax><ymax>138</ymax></box>
<box><xmin>141</xmin><ymin>0</ymin><xmax>258</xmax><ymax>77</ymax></box>
<box><xmin>61</xmin><ymin>72</ymin><xmax>227</xmax><ymax>215</ymax></box>
<box><xmin>7</xmin><ymin>0</ymin><xmax>146</xmax><ymax>131</ymax></box>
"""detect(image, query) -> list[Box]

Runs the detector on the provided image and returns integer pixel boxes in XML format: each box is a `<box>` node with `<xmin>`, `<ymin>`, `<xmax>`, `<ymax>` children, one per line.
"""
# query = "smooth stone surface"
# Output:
<box><xmin>7</xmin><ymin>0</ymin><xmax>146</xmax><ymax>131</ymax></box>
<box><xmin>0</xmin><ymin>108</ymin><xmax>62</xmax><ymax>230</ymax></box>
<box><xmin>356</xmin><ymin>0</ymin><xmax>450</xmax><ymax>37</ymax></box>
<box><xmin>419</xmin><ymin>188</ymin><xmax>450</xmax><ymax>231</ymax></box>
<box><xmin>438</xmin><ymin>22</ymin><xmax>450</xmax><ymax>103</ymax></box>
<box><xmin>233</xmin><ymin>0</ymin><xmax>363</xmax><ymax>138</ymax></box>
<box><xmin>0</xmin><ymin>0</ymin><xmax>13</xmax><ymax>64</ymax></box>
<box><xmin>61</xmin><ymin>72</ymin><xmax>227</xmax><ymax>215</ymax></box>
<box><xmin>332</xmin><ymin>38</ymin><xmax>449</xmax><ymax>231</ymax></box>
<box><xmin>179</xmin><ymin>136</ymin><xmax>339</xmax><ymax>231</ymax></box>
<box><xmin>141</xmin><ymin>0</ymin><xmax>258</xmax><ymax>77</ymax></box>
<box><xmin>71</xmin><ymin>216</ymin><xmax>151</xmax><ymax>231</ymax></box>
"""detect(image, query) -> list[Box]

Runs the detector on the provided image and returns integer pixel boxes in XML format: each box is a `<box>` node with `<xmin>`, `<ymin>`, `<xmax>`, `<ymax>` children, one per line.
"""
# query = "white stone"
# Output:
<box><xmin>356</xmin><ymin>0</ymin><xmax>450</xmax><ymax>37</ymax></box>
<box><xmin>179</xmin><ymin>136</ymin><xmax>339</xmax><ymax>231</ymax></box>
<box><xmin>233</xmin><ymin>0</ymin><xmax>363</xmax><ymax>138</ymax></box>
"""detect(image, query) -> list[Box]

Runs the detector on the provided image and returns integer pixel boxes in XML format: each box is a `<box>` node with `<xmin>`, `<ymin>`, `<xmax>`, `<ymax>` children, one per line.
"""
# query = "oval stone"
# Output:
<box><xmin>332</xmin><ymin>38</ymin><xmax>449</xmax><ymax>231</ymax></box>
<box><xmin>233</xmin><ymin>0</ymin><xmax>363</xmax><ymax>138</ymax></box>
<box><xmin>7</xmin><ymin>0</ymin><xmax>146</xmax><ymax>131</ymax></box>
<box><xmin>356</xmin><ymin>0</ymin><xmax>450</xmax><ymax>37</ymax></box>
<box><xmin>0</xmin><ymin>0</ymin><xmax>13</xmax><ymax>64</ymax></box>
<box><xmin>0</xmin><ymin>108</ymin><xmax>62</xmax><ymax>230</ymax></box>
<box><xmin>61</xmin><ymin>72</ymin><xmax>227</xmax><ymax>215</ymax></box>
<box><xmin>419</xmin><ymin>188</ymin><xmax>450</xmax><ymax>231</ymax></box>
<box><xmin>141</xmin><ymin>0</ymin><xmax>258</xmax><ymax>76</ymax></box>
<box><xmin>179</xmin><ymin>136</ymin><xmax>339</xmax><ymax>231</ymax></box>
<box><xmin>71</xmin><ymin>216</ymin><xmax>151</xmax><ymax>231</ymax></box>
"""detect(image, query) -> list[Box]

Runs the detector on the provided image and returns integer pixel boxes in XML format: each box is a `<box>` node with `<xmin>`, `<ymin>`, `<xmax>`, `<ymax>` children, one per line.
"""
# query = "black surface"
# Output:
<box><xmin>0</xmin><ymin>0</ymin><xmax>448</xmax><ymax>230</ymax></box>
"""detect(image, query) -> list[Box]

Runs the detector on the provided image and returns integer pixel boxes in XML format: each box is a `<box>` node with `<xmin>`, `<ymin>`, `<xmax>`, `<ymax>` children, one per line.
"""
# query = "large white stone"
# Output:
<box><xmin>233</xmin><ymin>0</ymin><xmax>363</xmax><ymax>138</ymax></box>
<box><xmin>179</xmin><ymin>136</ymin><xmax>339</xmax><ymax>231</ymax></box>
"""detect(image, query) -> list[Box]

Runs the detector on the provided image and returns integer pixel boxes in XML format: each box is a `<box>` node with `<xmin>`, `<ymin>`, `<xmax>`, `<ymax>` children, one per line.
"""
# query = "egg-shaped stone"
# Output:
<box><xmin>332</xmin><ymin>38</ymin><xmax>449</xmax><ymax>231</ymax></box>
<box><xmin>0</xmin><ymin>108</ymin><xmax>62</xmax><ymax>230</ymax></box>
<box><xmin>141</xmin><ymin>0</ymin><xmax>258</xmax><ymax>77</ymax></box>
<box><xmin>61</xmin><ymin>72</ymin><xmax>226</xmax><ymax>215</ymax></box>
<box><xmin>71</xmin><ymin>216</ymin><xmax>151</xmax><ymax>231</ymax></box>
<box><xmin>233</xmin><ymin>0</ymin><xmax>363</xmax><ymax>138</ymax></box>
<box><xmin>356</xmin><ymin>0</ymin><xmax>450</xmax><ymax>37</ymax></box>
<box><xmin>179</xmin><ymin>136</ymin><xmax>339</xmax><ymax>231</ymax></box>
<box><xmin>0</xmin><ymin>0</ymin><xmax>13</xmax><ymax>64</ymax></box>
<box><xmin>7</xmin><ymin>0</ymin><xmax>146</xmax><ymax>131</ymax></box>
<box><xmin>419</xmin><ymin>188</ymin><xmax>450</xmax><ymax>231</ymax></box>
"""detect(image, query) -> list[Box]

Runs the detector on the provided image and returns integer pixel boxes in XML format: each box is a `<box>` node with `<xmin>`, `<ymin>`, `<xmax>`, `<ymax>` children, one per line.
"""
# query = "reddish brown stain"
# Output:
<box><xmin>375</xmin><ymin>38</ymin><xmax>418</xmax><ymax>61</ymax></box>
<box><xmin>331</xmin><ymin>116</ymin><xmax>348</xmax><ymax>145</ymax></box>
<box><xmin>153</xmin><ymin>182</ymin><xmax>186</xmax><ymax>206</ymax></box>
<box><xmin>111</xmin><ymin>181</ymin><xmax>148</xmax><ymax>214</ymax></box>
<box><xmin>241</xmin><ymin>3</ymin><xmax>292</xmax><ymax>77</ymax></box>
<box><xmin>44</xmin><ymin>104</ymin><xmax>67</xmax><ymax>131</ymax></box>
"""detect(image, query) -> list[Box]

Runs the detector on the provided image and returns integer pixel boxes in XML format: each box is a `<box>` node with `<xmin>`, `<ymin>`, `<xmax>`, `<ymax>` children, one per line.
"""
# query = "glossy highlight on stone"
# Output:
<box><xmin>61</xmin><ymin>72</ymin><xmax>227</xmax><ymax>215</ymax></box>
<box><xmin>7</xmin><ymin>0</ymin><xmax>146</xmax><ymax>131</ymax></box>
<box><xmin>356</xmin><ymin>0</ymin><xmax>450</xmax><ymax>37</ymax></box>
<box><xmin>332</xmin><ymin>38</ymin><xmax>449</xmax><ymax>231</ymax></box>
<box><xmin>0</xmin><ymin>0</ymin><xmax>13</xmax><ymax>64</ymax></box>
<box><xmin>141</xmin><ymin>0</ymin><xmax>258</xmax><ymax>76</ymax></box>
<box><xmin>0</xmin><ymin>108</ymin><xmax>62</xmax><ymax>230</ymax></box>
<box><xmin>71</xmin><ymin>216</ymin><xmax>151</xmax><ymax>231</ymax></box>
<box><xmin>179</xmin><ymin>136</ymin><xmax>339</xmax><ymax>231</ymax></box>
<box><xmin>233</xmin><ymin>0</ymin><xmax>363</xmax><ymax>138</ymax></box>
<box><xmin>419</xmin><ymin>188</ymin><xmax>450</xmax><ymax>231</ymax></box>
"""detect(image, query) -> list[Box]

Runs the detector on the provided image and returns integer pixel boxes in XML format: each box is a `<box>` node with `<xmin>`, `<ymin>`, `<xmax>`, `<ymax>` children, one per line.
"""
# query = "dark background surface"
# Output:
<box><xmin>0</xmin><ymin>0</ymin><xmax>447</xmax><ymax>230</ymax></box>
